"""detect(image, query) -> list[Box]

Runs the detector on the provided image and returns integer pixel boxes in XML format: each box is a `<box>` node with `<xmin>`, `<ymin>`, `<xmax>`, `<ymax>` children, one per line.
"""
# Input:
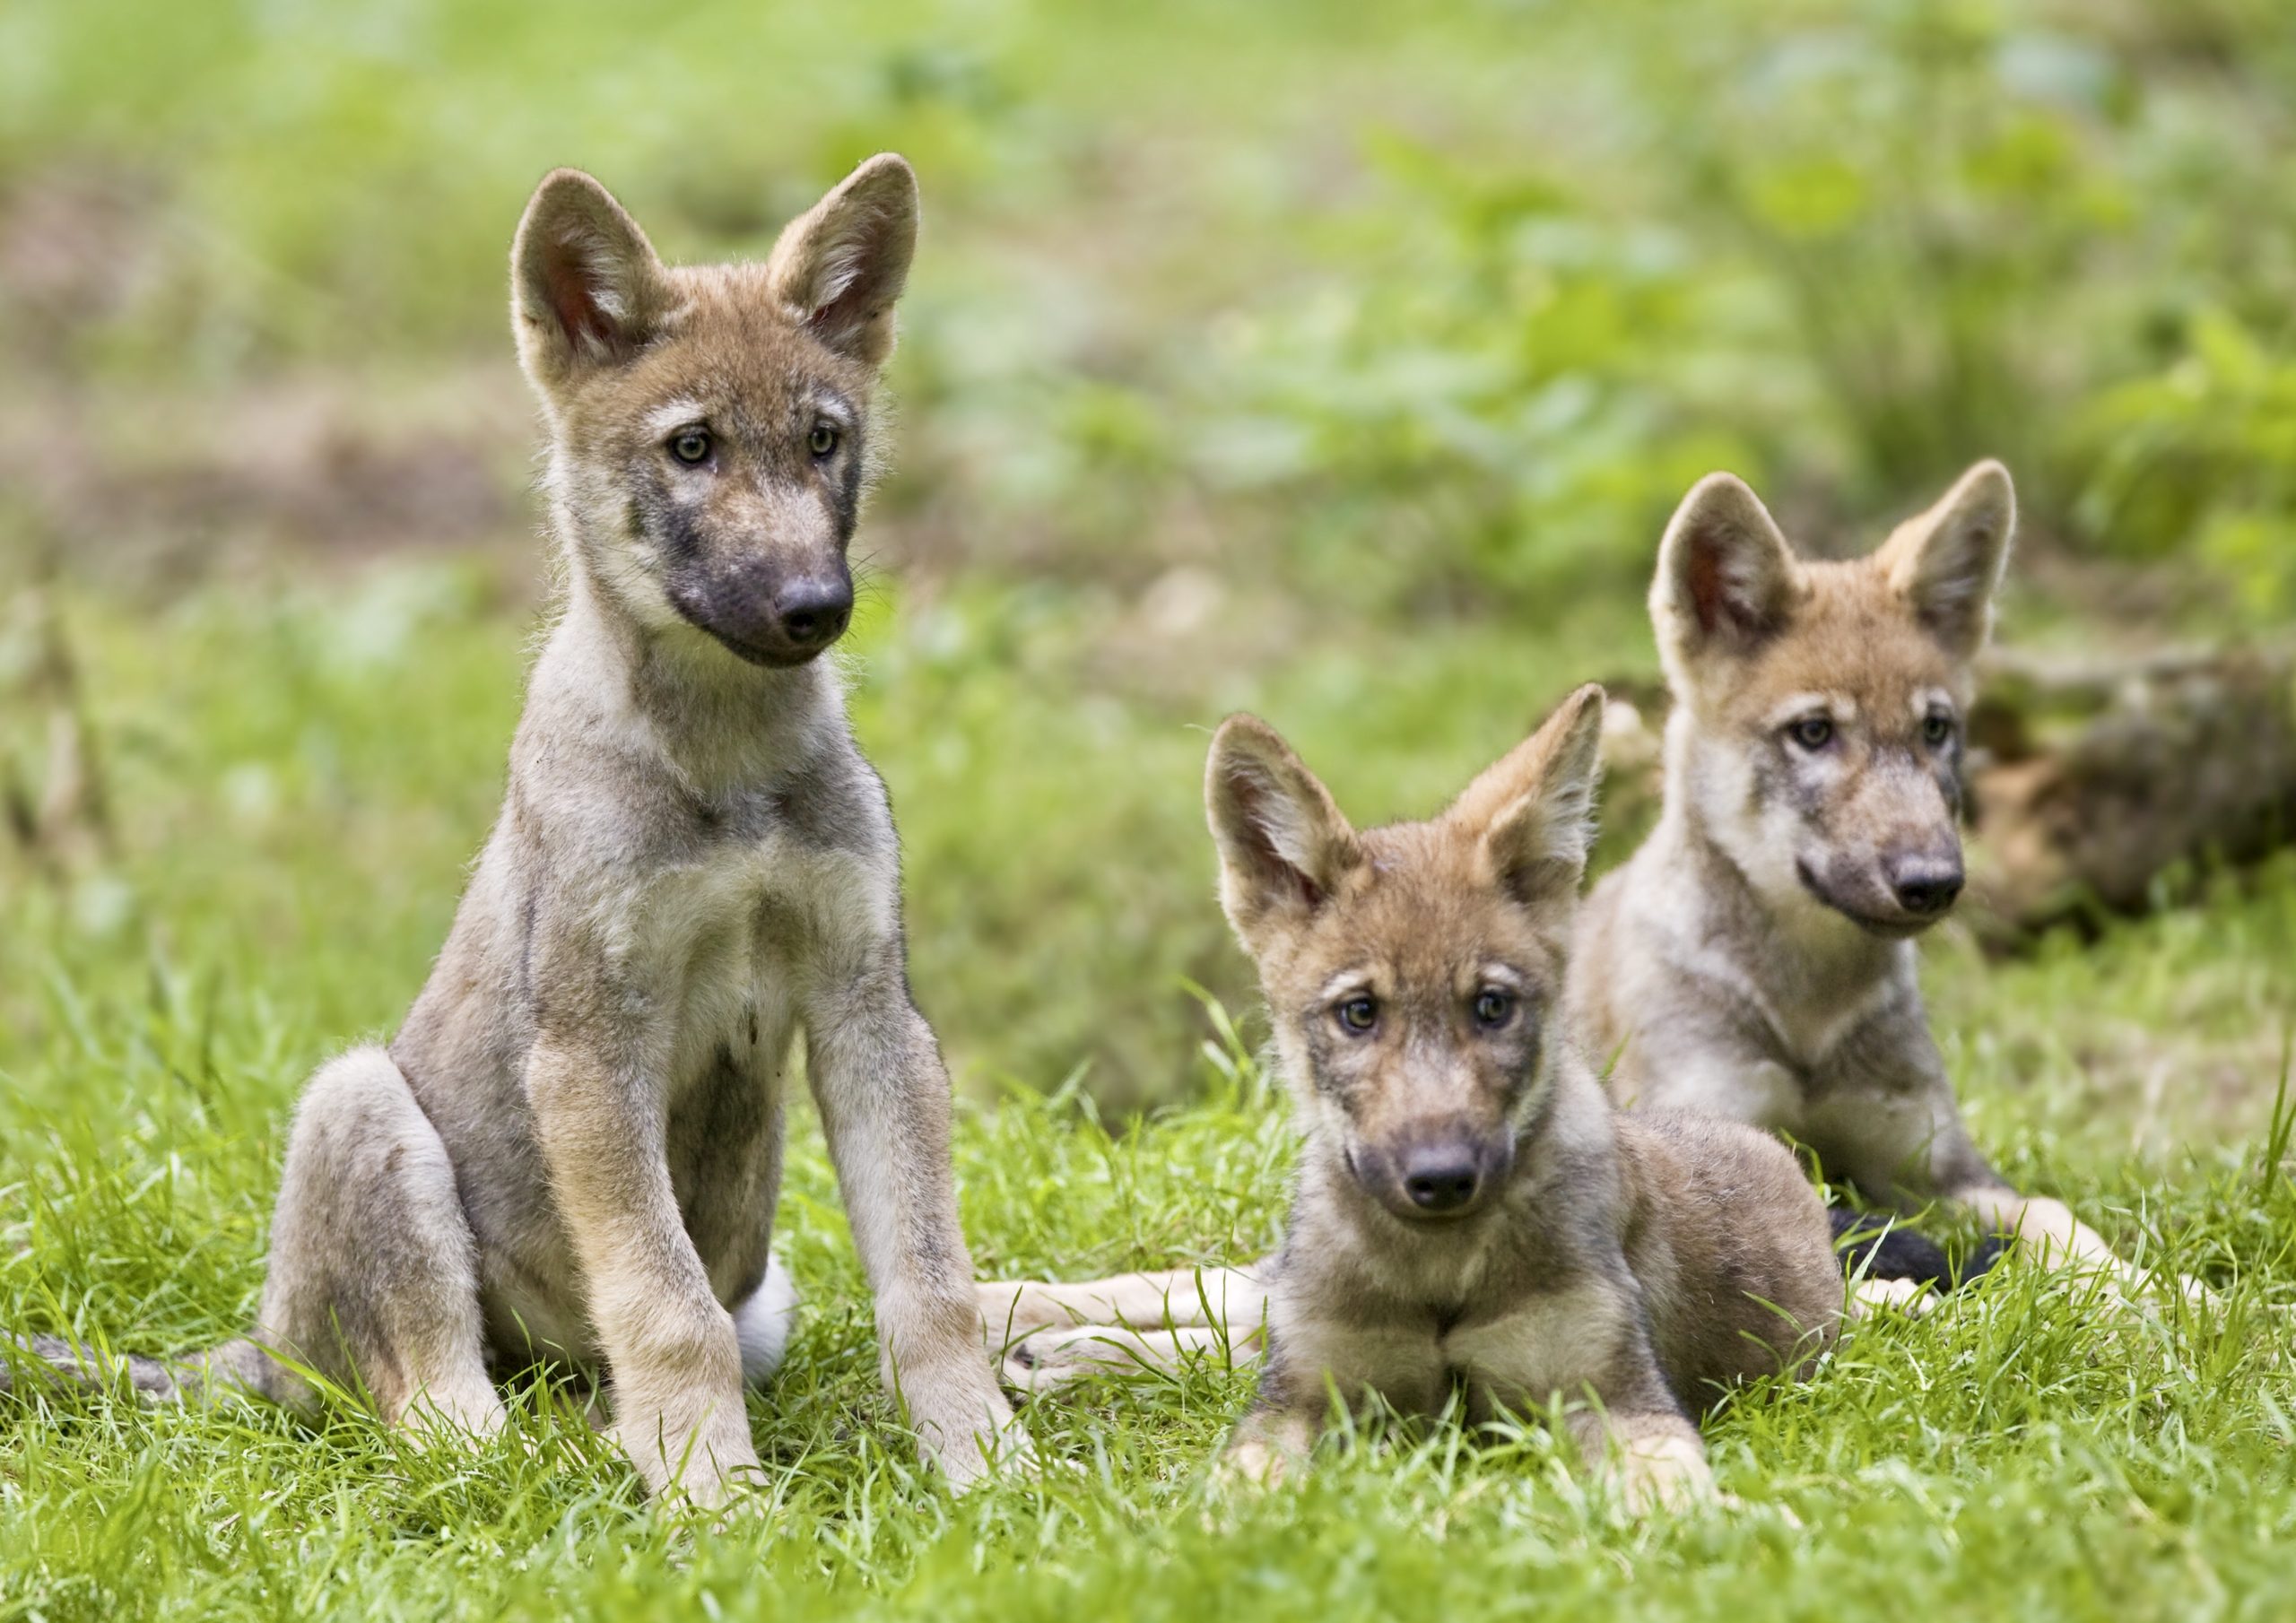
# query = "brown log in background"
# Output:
<box><xmin>1962</xmin><ymin>646</ymin><xmax>2296</xmax><ymax>938</ymax></box>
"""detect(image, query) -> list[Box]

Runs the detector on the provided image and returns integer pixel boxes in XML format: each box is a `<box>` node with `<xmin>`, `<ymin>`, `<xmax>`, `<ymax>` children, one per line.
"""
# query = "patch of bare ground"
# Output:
<box><xmin>0</xmin><ymin>366</ymin><xmax>534</xmax><ymax>590</ymax></box>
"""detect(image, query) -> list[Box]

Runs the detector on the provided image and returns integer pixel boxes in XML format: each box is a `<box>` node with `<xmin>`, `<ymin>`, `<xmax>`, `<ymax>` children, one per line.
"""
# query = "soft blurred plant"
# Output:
<box><xmin>2074</xmin><ymin>307</ymin><xmax>2296</xmax><ymax>616</ymax></box>
<box><xmin>1631</xmin><ymin>0</ymin><xmax>2295</xmax><ymax>562</ymax></box>
<box><xmin>1180</xmin><ymin>135</ymin><xmax>1776</xmax><ymax>610</ymax></box>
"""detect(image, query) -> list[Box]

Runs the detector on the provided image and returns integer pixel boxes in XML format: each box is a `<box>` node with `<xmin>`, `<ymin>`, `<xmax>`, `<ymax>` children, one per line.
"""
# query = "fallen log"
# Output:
<box><xmin>1961</xmin><ymin>645</ymin><xmax>2296</xmax><ymax>938</ymax></box>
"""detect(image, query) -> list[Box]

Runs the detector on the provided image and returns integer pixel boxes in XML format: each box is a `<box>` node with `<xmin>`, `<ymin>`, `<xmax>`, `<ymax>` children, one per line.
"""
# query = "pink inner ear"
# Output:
<box><xmin>1684</xmin><ymin>519</ymin><xmax>1784</xmax><ymax>642</ymax></box>
<box><xmin>544</xmin><ymin>242</ymin><xmax>613</xmax><ymax>351</ymax></box>
<box><xmin>1687</xmin><ymin>528</ymin><xmax>1732</xmax><ymax>636</ymax></box>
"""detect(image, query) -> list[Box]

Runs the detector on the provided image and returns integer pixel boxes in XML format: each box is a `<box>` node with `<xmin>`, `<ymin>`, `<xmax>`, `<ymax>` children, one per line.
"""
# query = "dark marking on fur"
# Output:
<box><xmin>646</xmin><ymin>473</ymin><xmax>701</xmax><ymax>562</ymax></box>
<box><xmin>513</xmin><ymin>881</ymin><xmax>540</xmax><ymax>1011</ymax></box>
<box><xmin>765</xmin><ymin>752</ymin><xmax>866</xmax><ymax>852</ymax></box>
<box><xmin>666</xmin><ymin>1045</ymin><xmax>778</xmax><ymax>1302</ymax></box>
<box><xmin>1302</xmin><ymin>1019</ymin><xmax>1353</xmax><ymax>1099</ymax></box>
<box><xmin>1829</xmin><ymin>1206</ymin><xmax>2004</xmax><ymax>1290</ymax></box>
<box><xmin>657</xmin><ymin>499</ymin><xmax>711</xmax><ymax>572</ymax></box>
<box><xmin>829</xmin><ymin>434</ymin><xmax>865</xmax><ymax>544</ymax></box>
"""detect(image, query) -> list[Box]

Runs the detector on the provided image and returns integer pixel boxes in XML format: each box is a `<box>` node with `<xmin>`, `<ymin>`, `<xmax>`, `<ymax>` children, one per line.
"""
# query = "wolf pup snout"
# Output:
<box><xmin>1354</xmin><ymin>1128</ymin><xmax>1513</xmax><ymax>1219</ymax></box>
<box><xmin>1790</xmin><ymin>761</ymin><xmax>1970</xmax><ymax>937</ymax></box>
<box><xmin>1883</xmin><ymin>846</ymin><xmax>1964</xmax><ymax>917</ymax></box>
<box><xmin>665</xmin><ymin>553</ymin><xmax>856</xmax><ymax>666</ymax></box>
<box><xmin>1395</xmin><ymin>1133</ymin><xmax>1506</xmax><ymax>1216</ymax></box>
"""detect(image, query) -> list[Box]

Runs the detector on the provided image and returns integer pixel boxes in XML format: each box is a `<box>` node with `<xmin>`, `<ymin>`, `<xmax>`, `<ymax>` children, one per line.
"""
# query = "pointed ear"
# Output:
<box><xmin>766</xmin><ymin>153</ymin><xmax>919</xmax><ymax>369</ymax></box>
<box><xmin>1880</xmin><ymin>460</ymin><xmax>2016</xmax><ymax>658</ymax></box>
<box><xmin>511</xmin><ymin>169</ymin><xmax>674</xmax><ymax>398</ymax></box>
<box><xmin>1650</xmin><ymin>473</ymin><xmax>1803</xmax><ymax>681</ymax></box>
<box><xmin>1450</xmin><ymin>685</ymin><xmax>1606</xmax><ymax>907</ymax></box>
<box><xmin>1205</xmin><ymin>716</ymin><xmax>1361</xmax><ymax>946</ymax></box>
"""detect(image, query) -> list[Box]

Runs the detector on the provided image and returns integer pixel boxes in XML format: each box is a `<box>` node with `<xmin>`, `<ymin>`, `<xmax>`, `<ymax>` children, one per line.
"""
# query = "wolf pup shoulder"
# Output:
<box><xmin>3</xmin><ymin>158</ymin><xmax>1021</xmax><ymax>1508</ymax></box>
<box><xmin>1568</xmin><ymin>461</ymin><xmax>2170</xmax><ymax>1296</ymax></box>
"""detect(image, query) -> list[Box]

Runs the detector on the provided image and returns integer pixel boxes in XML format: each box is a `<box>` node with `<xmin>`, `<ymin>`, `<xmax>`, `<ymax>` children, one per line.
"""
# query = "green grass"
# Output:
<box><xmin>7</xmin><ymin>0</ymin><xmax>2296</xmax><ymax>1614</ymax></box>
<box><xmin>4</xmin><ymin>577</ymin><xmax>2295</xmax><ymax>1621</ymax></box>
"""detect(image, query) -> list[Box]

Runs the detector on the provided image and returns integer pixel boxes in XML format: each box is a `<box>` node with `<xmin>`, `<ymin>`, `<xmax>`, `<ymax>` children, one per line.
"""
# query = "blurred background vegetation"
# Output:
<box><xmin>3</xmin><ymin>0</ymin><xmax>2292</xmax><ymax>1108</ymax></box>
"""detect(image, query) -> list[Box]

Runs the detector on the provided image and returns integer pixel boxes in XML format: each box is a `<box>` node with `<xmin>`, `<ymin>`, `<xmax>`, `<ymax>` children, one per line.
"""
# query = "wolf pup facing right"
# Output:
<box><xmin>3</xmin><ymin>157</ymin><xmax>1020</xmax><ymax>1506</ymax></box>
<box><xmin>1569</xmin><ymin>460</ymin><xmax>2180</xmax><ymax>1298</ymax></box>
<box><xmin>1031</xmin><ymin>690</ymin><xmax>1839</xmax><ymax>1507</ymax></box>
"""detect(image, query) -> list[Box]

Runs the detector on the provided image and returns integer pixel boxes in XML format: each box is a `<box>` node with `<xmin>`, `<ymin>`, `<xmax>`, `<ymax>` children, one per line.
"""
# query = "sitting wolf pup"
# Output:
<box><xmin>1570</xmin><ymin>461</ymin><xmax>2178</xmax><ymax>1297</ymax></box>
<box><xmin>3</xmin><ymin>158</ymin><xmax>1019</xmax><ymax>1506</ymax></box>
<box><xmin>1004</xmin><ymin>690</ymin><xmax>1841</xmax><ymax>1506</ymax></box>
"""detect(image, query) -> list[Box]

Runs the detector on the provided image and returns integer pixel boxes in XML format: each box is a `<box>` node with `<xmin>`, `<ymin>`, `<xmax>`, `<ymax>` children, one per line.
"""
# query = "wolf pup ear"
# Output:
<box><xmin>1453</xmin><ymin>685</ymin><xmax>1606</xmax><ymax>907</ymax></box>
<box><xmin>767</xmin><ymin>153</ymin><xmax>919</xmax><ymax>369</ymax></box>
<box><xmin>1881</xmin><ymin>459</ymin><xmax>2016</xmax><ymax>659</ymax></box>
<box><xmin>1651</xmin><ymin>473</ymin><xmax>1802</xmax><ymax>683</ymax></box>
<box><xmin>511</xmin><ymin>169</ymin><xmax>674</xmax><ymax>397</ymax></box>
<box><xmin>1205</xmin><ymin>716</ymin><xmax>1361</xmax><ymax>946</ymax></box>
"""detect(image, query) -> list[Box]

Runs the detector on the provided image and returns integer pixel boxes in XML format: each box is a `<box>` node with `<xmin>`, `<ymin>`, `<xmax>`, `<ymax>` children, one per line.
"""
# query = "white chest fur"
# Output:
<box><xmin>617</xmin><ymin>824</ymin><xmax>896</xmax><ymax>1091</ymax></box>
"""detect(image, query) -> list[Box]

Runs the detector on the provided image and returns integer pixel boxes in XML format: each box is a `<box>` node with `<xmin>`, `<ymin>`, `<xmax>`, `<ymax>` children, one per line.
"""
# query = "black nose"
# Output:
<box><xmin>774</xmin><ymin>579</ymin><xmax>853</xmax><ymax>649</ymax></box>
<box><xmin>1400</xmin><ymin>1146</ymin><xmax>1482</xmax><ymax>1213</ymax></box>
<box><xmin>1886</xmin><ymin>853</ymin><xmax>1964</xmax><ymax>916</ymax></box>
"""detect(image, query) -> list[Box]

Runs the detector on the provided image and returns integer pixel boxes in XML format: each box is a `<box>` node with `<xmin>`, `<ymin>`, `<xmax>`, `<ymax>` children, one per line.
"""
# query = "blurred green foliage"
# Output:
<box><xmin>4</xmin><ymin>8</ymin><xmax>2296</xmax><ymax>1610</ymax></box>
<box><xmin>3</xmin><ymin>0</ymin><xmax>2292</xmax><ymax>1100</ymax></box>
<box><xmin>6</xmin><ymin>0</ymin><xmax>2293</xmax><ymax>591</ymax></box>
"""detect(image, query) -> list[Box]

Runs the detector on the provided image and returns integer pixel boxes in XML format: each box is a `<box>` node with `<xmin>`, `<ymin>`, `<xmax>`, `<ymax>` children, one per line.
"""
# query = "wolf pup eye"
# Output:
<box><xmin>1471</xmin><ymin>987</ymin><xmax>1515</xmax><ymax>1028</ymax></box>
<box><xmin>1335</xmin><ymin>994</ymin><xmax>1378</xmax><ymax>1035</ymax></box>
<box><xmin>808</xmin><ymin>421</ymin><xmax>840</xmax><ymax>458</ymax></box>
<box><xmin>669</xmin><ymin>427</ymin><xmax>713</xmax><ymax>464</ymax></box>
<box><xmin>1922</xmin><ymin>710</ymin><xmax>1953</xmax><ymax>746</ymax></box>
<box><xmin>1788</xmin><ymin>715</ymin><xmax>1834</xmax><ymax>751</ymax></box>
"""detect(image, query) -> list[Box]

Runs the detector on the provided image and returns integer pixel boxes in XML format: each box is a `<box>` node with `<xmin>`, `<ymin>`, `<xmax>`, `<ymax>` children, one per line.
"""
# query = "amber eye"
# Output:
<box><xmin>1922</xmin><ymin>710</ymin><xmax>1953</xmax><ymax>746</ymax></box>
<box><xmin>1472</xmin><ymin>987</ymin><xmax>1515</xmax><ymax>1028</ymax></box>
<box><xmin>809</xmin><ymin>421</ymin><xmax>840</xmax><ymax>457</ymax></box>
<box><xmin>1789</xmin><ymin>715</ymin><xmax>1834</xmax><ymax>751</ymax></box>
<box><xmin>1335</xmin><ymin>995</ymin><xmax>1378</xmax><ymax>1035</ymax></box>
<box><xmin>669</xmin><ymin>427</ymin><xmax>713</xmax><ymax>464</ymax></box>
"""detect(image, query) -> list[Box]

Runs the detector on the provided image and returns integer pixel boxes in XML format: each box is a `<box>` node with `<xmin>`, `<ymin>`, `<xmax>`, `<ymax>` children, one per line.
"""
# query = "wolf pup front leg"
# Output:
<box><xmin>527</xmin><ymin>1028</ymin><xmax>759</xmax><ymax>1504</ymax></box>
<box><xmin>807</xmin><ymin>941</ymin><xmax>1025</xmax><ymax>1486</ymax></box>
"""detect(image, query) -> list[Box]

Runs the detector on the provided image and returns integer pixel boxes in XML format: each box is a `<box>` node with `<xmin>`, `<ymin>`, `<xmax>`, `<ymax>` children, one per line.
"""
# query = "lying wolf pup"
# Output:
<box><xmin>1571</xmin><ymin>460</ymin><xmax>2188</xmax><ymax>1298</ymax></box>
<box><xmin>3</xmin><ymin>158</ymin><xmax>1018</xmax><ymax>1506</ymax></box>
<box><xmin>994</xmin><ymin>690</ymin><xmax>1840</xmax><ymax>1506</ymax></box>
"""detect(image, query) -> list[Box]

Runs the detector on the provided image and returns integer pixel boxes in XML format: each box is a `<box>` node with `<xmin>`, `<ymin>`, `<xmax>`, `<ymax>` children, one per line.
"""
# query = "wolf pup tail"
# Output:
<box><xmin>1830</xmin><ymin>1207</ymin><xmax>2005</xmax><ymax>1292</ymax></box>
<box><xmin>0</xmin><ymin>1333</ymin><xmax>276</xmax><ymax>1404</ymax></box>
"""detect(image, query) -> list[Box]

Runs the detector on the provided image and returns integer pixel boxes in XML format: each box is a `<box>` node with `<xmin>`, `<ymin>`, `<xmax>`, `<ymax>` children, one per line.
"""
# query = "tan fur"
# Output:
<box><xmin>987</xmin><ymin>692</ymin><xmax>1840</xmax><ymax>1510</ymax></box>
<box><xmin>2</xmin><ymin>159</ymin><xmax>1022</xmax><ymax>1507</ymax></box>
<box><xmin>1570</xmin><ymin>462</ymin><xmax>2170</xmax><ymax>1292</ymax></box>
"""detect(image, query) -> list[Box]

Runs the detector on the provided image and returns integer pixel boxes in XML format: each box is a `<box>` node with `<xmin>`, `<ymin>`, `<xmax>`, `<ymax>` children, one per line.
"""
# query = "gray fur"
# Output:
<box><xmin>982</xmin><ymin>693</ymin><xmax>1840</xmax><ymax>1510</ymax></box>
<box><xmin>1570</xmin><ymin>463</ymin><xmax>2179</xmax><ymax>1295</ymax></box>
<box><xmin>7</xmin><ymin>158</ymin><xmax>1019</xmax><ymax>1508</ymax></box>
